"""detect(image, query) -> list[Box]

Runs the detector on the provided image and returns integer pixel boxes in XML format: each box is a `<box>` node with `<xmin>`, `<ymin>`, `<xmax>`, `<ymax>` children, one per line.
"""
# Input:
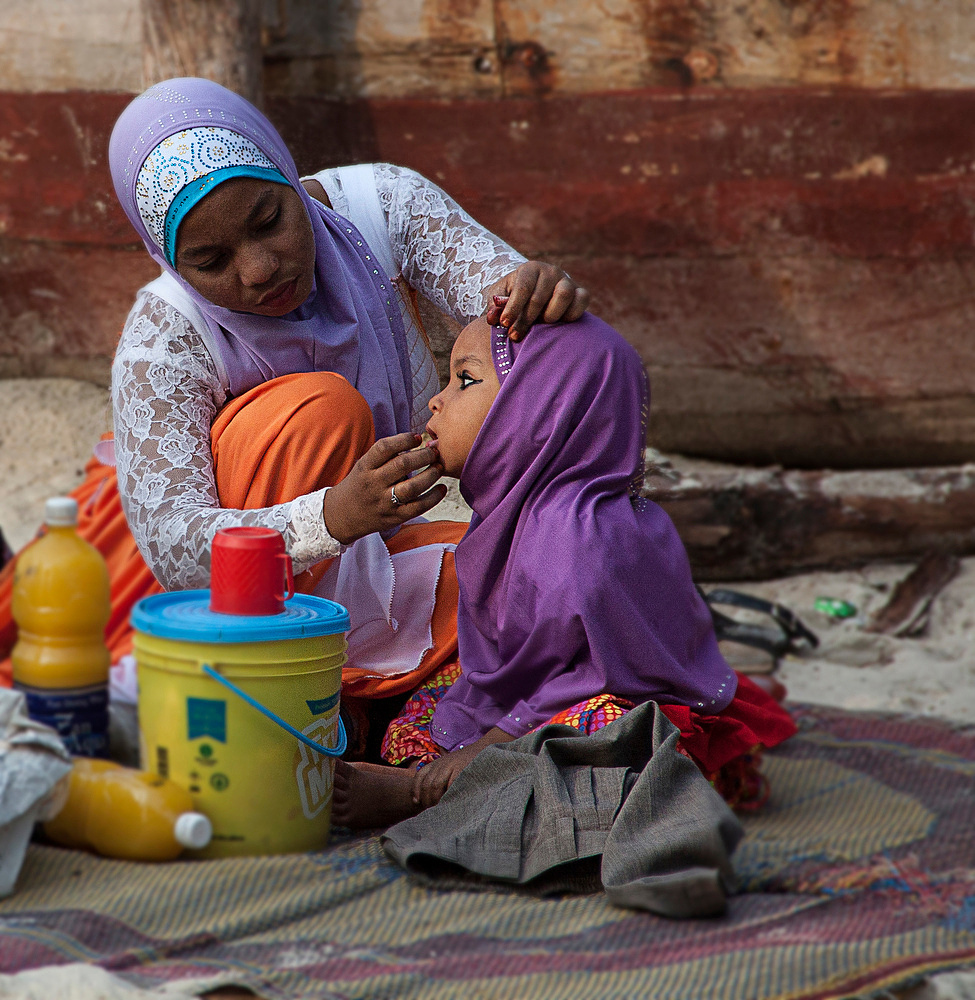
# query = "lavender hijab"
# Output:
<box><xmin>109</xmin><ymin>78</ymin><xmax>411</xmax><ymax>439</ymax></box>
<box><xmin>430</xmin><ymin>314</ymin><xmax>736</xmax><ymax>752</ymax></box>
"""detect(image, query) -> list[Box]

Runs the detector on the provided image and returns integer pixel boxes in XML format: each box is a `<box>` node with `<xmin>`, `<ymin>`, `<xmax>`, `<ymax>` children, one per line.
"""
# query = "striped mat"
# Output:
<box><xmin>2</xmin><ymin>703</ymin><xmax>975</xmax><ymax>1000</ymax></box>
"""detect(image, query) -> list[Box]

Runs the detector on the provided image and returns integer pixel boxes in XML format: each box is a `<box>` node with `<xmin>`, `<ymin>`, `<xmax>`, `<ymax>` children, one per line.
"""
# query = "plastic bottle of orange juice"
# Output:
<box><xmin>43</xmin><ymin>758</ymin><xmax>212</xmax><ymax>861</ymax></box>
<box><xmin>11</xmin><ymin>497</ymin><xmax>111</xmax><ymax>756</ymax></box>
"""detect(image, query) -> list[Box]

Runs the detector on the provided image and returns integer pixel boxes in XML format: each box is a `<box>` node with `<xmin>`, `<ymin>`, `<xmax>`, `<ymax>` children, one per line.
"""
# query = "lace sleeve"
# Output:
<box><xmin>111</xmin><ymin>290</ymin><xmax>342</xmax><ymax>591</ymax></box>
<box><xmin>374</xmin><ymin>164</ymin><xmax>528</xmax><ymax>326</ymax></box>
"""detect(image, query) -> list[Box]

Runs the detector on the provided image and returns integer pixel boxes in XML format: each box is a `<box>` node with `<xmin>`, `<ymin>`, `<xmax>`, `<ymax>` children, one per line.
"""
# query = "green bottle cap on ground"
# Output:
<box><xmin>813</xmin><ymin>597</ymin><xmax>857</xmax><ymax>619</ymax></box>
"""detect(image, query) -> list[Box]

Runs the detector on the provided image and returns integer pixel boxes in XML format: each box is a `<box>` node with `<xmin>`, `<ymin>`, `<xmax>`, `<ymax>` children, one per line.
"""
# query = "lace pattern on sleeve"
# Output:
<box><xmin>377</xmin><ymin>163</ymin><xmax>527</xmax><ymax>325</ymax></box>
<box><xmin>111</xmin><ymin>290</ymin><xmax>341</xmax><ymax>591</ymax></box>
<box><xmin>317</xmin><ymin>164</ymin><xmax>527</xmax><ymax>327</ymax></box>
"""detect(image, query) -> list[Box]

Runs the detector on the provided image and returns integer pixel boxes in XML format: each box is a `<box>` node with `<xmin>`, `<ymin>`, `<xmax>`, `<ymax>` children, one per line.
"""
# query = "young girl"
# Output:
<box><xmin>332</xmin><ymin>312</ymin><xmax>796</xmax><ymax>828</ymax></box>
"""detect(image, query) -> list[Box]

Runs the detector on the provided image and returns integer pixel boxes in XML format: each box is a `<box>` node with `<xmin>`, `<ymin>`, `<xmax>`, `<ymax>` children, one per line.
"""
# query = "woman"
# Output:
<box><xmin>0</xmin><ymin>78</ymin><xmax>587</xmax><ymax>731</ymax></box>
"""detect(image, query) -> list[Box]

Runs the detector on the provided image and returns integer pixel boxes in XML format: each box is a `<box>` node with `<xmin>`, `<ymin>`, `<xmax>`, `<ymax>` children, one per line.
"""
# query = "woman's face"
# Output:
<box><xmin>174</xmin><ymin>177</ymin><xmax>316</xmax><ymax>316</ymax></box>
<box><xmin>426</xmin><ymin>317</ymin><xmax>501</xmax><ymax>478</ymax></box>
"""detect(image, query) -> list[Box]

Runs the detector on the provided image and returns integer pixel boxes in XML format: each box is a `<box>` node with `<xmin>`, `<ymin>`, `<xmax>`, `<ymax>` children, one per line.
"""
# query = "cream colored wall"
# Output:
<box><xmin>4</xmin><ymin>0</ymin><xmax>975</xmax><ymax>97</ymax></box>
<box><xmin>0</xmin><ymin>0</ymin><xmax>141</xmax><ymax>92</ymax></box>
<box><xmin>264</xmin><ymin>0</ymin><xmax>975</xmax><ymax>96</ymax></box>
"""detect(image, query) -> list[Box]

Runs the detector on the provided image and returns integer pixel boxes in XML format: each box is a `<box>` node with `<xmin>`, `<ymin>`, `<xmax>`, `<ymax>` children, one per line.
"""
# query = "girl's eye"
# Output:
<box><xmin>457</xmin><ymin>370</ymin><xmax>482</xmax><ymax>390</ymax></box>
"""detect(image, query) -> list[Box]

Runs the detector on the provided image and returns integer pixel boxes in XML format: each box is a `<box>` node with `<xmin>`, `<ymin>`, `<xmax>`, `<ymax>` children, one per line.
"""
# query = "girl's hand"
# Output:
<box><xmin>322</xmin><ymin>433</ymin><xmax>446</xmax><ymax>544</ymax></box>
<box><xmin>412</xmin><ymin>727</ymin><xmax>517</xmax><ymax>809</ymax></box>
<box><xmin>485</xmin><ymin>261</ymin><xmax>588</xmax><ymax>340</ymax></box>
<box><xmin>412</xmin><ymin>745</ymin><xmax>481</xmax><ymax>809</ymax></box>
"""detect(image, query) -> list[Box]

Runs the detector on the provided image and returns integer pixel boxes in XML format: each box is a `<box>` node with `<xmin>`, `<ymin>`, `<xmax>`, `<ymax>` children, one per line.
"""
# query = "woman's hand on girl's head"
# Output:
<box><xmin>322</xmin><ymin>433</ymin><xmax>446</xmax><ymax>545</ymax></box>
<box><xmin>485</xmin><ymin>261</ymin><xmax>589</xmax><ymax>340</ymax></box>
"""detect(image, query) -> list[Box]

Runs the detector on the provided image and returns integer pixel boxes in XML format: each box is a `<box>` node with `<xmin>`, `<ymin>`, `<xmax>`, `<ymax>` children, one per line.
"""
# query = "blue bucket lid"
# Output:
<box><xmin>131</xmin><ymin>590</ymin><xmax>350</xmax><ymax>643</ymax></box>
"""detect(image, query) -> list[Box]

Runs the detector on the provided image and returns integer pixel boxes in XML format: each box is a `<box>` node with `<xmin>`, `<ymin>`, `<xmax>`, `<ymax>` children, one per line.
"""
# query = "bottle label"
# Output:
<box><xmin>15</xmin><ymin>682</ymin><xmax>110</xmax><ymax>758</ymax></box>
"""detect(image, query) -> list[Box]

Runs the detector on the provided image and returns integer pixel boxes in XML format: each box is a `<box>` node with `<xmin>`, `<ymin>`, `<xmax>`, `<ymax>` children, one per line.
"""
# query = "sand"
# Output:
<box><xmin>0</xmin><ymin>378</ymin><xmax>112</xmax><ymax>551</ymax></box>
<box><xmin>2</xmin><ymin>376</ymin><xmax>974</xmax><ymax>998</ymax></box>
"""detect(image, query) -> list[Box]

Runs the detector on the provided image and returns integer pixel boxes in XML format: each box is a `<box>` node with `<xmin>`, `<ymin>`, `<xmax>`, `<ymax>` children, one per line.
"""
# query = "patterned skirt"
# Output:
<box><xmin>380</xmin><ymin>661</ymin><xmax>797</xmax><ymax>811</ymax></box>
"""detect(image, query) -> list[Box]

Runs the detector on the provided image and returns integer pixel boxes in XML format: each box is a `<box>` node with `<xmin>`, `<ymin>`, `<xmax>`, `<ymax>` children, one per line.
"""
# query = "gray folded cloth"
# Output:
<box><xmin>381</xmin><ymin>700</ymin><xmax>743</xmax><ymax>918</ymax></box>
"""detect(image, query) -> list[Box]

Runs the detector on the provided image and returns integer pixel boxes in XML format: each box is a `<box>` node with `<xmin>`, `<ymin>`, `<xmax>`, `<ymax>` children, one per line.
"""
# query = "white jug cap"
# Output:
<box><xmin>44</xmin><ymin>497</ymin><xmax>79</xmax><ymax>527</ymax></box>
<box><xmin>174</xmin><ymin>812</ymin><xmax>213</xmax><ymax>850</ymax></box>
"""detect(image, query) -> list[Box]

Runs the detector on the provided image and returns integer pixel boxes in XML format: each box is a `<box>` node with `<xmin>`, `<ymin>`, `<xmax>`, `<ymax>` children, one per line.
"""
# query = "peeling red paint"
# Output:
<box><xmin>0</xmin><ymin>92</ymin><xmax>131</xmax><ymax>245</ymax></box>
<box><xmin>2</xmin><ymin>87</ymin><xmax>975</xmax><ymax>466</ymax></box>
<box><xmin>269</xmin><ymin>89</ymin><xmax>975</xmax><ymax>261</ymax></box>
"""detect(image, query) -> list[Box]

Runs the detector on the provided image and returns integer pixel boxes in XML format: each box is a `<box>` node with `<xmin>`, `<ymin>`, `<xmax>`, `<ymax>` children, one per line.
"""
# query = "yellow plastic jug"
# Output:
<box><xmin>132</xmin><ymin>591</ymin><xmax>349</xmax><ymax>858</ymax></box>
<box><xmin>43</xmin><ymin>758</ymin><xmax>212</xmax><ymax>861</ymax></box>
<box><xmin>11</xmin><ymin>497</ymin><xmax>110</xmax><ymax>757</ymax></box>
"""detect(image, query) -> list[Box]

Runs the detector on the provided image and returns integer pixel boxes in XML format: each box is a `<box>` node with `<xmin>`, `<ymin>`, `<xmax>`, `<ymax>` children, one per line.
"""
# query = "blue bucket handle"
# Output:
<box><xmin>201</xmin><ymin>663</ymin><xmax>347</xmax><ymax>758</ymax></box>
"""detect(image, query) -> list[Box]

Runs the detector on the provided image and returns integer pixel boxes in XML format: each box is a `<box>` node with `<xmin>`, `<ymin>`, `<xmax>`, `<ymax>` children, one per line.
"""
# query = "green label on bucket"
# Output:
<box><xmin>306</xmin><ymin>692</ymin><xmax>340</xmax><ymax>716</ymax></box>
<box><xmin>187</xmin><ymin>697</ymin><xmax>227</xmax><ymax>743</ymax></box>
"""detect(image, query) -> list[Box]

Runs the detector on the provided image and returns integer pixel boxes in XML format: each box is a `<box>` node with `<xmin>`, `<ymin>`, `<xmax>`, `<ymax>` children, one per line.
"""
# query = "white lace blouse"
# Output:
<box><xmin>111</xmin><ymin>163</ymin><xmax>526</xmax><ymax>591</ymax></box>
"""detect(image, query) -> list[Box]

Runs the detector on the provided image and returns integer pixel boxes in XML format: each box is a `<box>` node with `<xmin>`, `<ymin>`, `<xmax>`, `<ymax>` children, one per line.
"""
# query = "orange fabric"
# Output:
<box><xmin>342</xmin><ymin>520</ymin><xmax>464</xmax><ymax>700</ymax></box>
<box><xmin>1</xmin><ymin>371</ymin><xmax>465</xmax><ymax>699</ymax></box>
<box><xmin>0</xmin><ymin>438</ymin><xmax>163</xmax><ymax>686</ymax></box>
<box><xmin>211</xmin><ymin>371</ymin><xmax>375</xmax><ymax>595</ymax></box>
<box><xmin>210</xmin><ymin>372</ymin><xmax>466</xmax><ymax>699</ymax></box>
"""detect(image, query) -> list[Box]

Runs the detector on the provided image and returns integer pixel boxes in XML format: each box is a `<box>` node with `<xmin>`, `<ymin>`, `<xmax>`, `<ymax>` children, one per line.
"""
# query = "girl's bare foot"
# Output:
<box><xmin>332</xmin><ymin>759</ymin><xmax>422</xmax><ymax>829</ymax></box>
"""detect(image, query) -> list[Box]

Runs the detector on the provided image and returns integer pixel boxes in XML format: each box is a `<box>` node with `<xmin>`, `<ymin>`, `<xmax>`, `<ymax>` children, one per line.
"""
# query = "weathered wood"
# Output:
<box><xmin>0</xmin><ymin>0</ymin><xmax>141</xmax><ymax>93</ymax></box>
<box><xmin>3</xmin><ymin>87</ymin><xmax>975</xmax><ymax>467</ymax></box>
<box><xmin>0</xmin><ymin>239</ymin><xmax>155</xmax><ymax>387</ymax></box>
<box><xmin>141</xmin><ymin>0</ymin><xmax>263</xmax><ymax>102</ymax></box>
<box><xmin>262</xmin><ymin>0</ymin><xmax>975</xmax><ymax>98</ymax></box>
<box><xmin>646</xmin><ymin>460</ymin><xmax>975</xmax><ymax>581</ymax></box>
<box><xmin>864</xmin><ymin>552</ymin><xmax>961</xmax><ymax>637</ymax></box>
<box><xmin>6</xmin><ymin>0</ymin><xmax>975</xmax><ymax>97</ymax></box>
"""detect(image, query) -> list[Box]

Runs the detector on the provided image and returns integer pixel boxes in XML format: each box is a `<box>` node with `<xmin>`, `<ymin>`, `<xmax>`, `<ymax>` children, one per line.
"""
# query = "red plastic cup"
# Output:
<box><xmin>209</xmin><ymin>527</ymin><xmax>294</xmax><ymax>616</ymax></box>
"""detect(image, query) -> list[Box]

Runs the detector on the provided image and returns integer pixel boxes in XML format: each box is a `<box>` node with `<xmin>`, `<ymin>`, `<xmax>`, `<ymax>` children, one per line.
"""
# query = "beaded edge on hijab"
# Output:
<box><xmin>492</xmin><ymin>325</ymin><xmax>513</xmax><ymax>384</ymax></box>
<box><xmin>116</xmin><ymin>91</ymin><xmax>287</xmax><ymax>241</ymax></box>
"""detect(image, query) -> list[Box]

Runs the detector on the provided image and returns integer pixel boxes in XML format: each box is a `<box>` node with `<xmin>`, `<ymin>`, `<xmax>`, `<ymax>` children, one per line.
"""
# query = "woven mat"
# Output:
<box><xmin>2</xmin><ymin>704</ymin><xmax>975</xmax><ymax>1000</ymax></box>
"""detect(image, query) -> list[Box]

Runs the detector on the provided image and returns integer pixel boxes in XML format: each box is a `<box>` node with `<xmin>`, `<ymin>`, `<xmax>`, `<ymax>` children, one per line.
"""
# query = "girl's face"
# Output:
<box><xmin>175</xmin><ymin>177</ymin><xmax>316</xmax><ymax>316</ymax></box>
<box><xmin>426</xmin><ymin>317</ymin><xmax>500</xmax><ymax>478</ymax></box>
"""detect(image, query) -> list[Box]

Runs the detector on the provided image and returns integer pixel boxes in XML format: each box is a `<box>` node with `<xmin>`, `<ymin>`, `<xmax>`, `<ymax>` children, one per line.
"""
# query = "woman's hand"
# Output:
<box><xmin>322</xmin><ymin>433</ymin><xmax>446</xmax><ymax>545</ymax></box>
<box><xmin>412</xmin><ymin>727</ymin><xmax>516</xmax><ymax>809</ymax></box>
<box><xmin>485</xmin><ymin>261</ymin><xmax>589</xmax><ymax>340</ymax></box>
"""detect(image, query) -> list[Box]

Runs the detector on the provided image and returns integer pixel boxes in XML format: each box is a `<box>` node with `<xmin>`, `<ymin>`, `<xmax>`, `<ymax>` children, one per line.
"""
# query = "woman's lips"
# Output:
<box><xmin>259</xmin><ymin>277</ymin><xmax>298</xmax><ymax>309</ymax></box>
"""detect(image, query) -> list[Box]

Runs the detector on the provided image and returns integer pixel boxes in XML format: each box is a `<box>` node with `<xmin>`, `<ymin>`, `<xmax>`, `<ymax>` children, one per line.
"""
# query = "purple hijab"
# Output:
<box><xmin>430</xmin><ymin>314</ymin><xmax>736</xmax><ymax>751</ymax></box>
<box><xmin>109</xmin><ymin>78</ymin><xmax>411</xmax><ymax>439</ymax></box>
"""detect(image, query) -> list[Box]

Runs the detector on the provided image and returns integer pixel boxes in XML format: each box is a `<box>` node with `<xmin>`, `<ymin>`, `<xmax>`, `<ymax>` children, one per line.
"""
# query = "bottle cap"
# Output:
<box><xmin>813</xmin><ymin>597</ymin><xmax>857</xmax><ymax>619</ymax></box>
<box><xmin>44</xmin><ymin>496</ymin><xmax>79</xmax><ymax>527</ymax></box>
<box><xmin>174</xmin><ymin>811</ymin><xmax>213</xmax><ymax>850</ymax></box>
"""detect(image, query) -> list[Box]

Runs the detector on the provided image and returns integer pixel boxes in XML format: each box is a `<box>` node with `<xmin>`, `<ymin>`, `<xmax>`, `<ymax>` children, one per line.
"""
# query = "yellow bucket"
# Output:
<box><xmin>131</xmin><ymin>591</ymin><xmax>349</xmax><ymax>858</ymax></box>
